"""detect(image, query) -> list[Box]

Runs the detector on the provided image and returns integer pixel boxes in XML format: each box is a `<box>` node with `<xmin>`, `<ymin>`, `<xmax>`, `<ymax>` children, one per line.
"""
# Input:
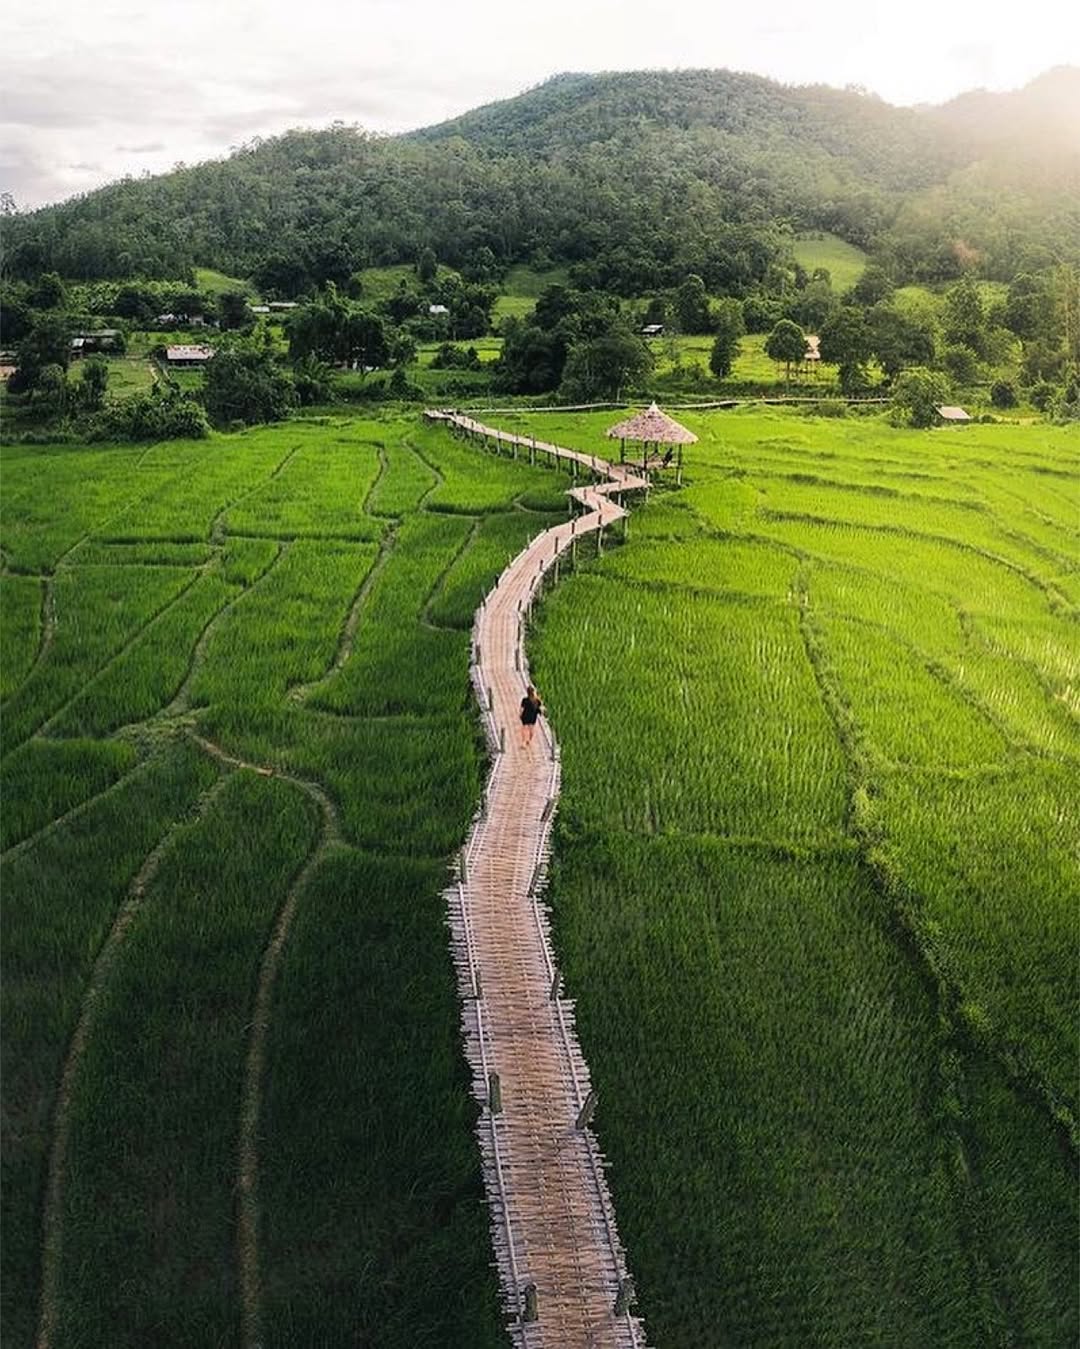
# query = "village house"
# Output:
<box><xmin>165</xmin><ymin>344</ymin><xmax>215</xmax><ymax>367</ymax></box>
<box><xmin>70</xmin><ymin>329</ymin><xmax>122</xmax><ymax>356</ymax></box>
<box><xmin>935</xmin><ymin>405</ymin><xmax>972</xmax><ymax>424</ymax></box>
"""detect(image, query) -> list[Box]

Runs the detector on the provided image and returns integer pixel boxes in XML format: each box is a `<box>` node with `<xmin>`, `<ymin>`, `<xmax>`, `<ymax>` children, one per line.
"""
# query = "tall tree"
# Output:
<box><xmin>416</xmin><ymin>246</ymin><xmax>437</xmax><ymax>284</ymax></box>
<box><xmin>709</xmin><ymin>299</ymin><xmax>745</xmax><ymax>379</ymax></box>
<box><xmin>764</xmin><ymin>319</ymin><xmax>807</xmax><ymax>384</ymax></box>
<box><xmin>818</xmin><ymin>307</ymin><xmax>872</xmax><ymax>393</ymax></box>
<box><xmin>675</xmin><ymin>275</ymin><xmax>712</xmax><ymax>335</ymax></box>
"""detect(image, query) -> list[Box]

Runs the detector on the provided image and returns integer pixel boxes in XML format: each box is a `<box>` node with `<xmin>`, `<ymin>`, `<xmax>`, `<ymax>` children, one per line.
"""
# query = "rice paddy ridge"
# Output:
<box><xmin>425</xmin><ymin>409</ymin><xmax>650</xmax><ymax>1347</ymax></box>
<box><xmin>288</xmin><ymin>528</ymin><xmax>397</xmax><ymax>703</ymax></box>
<box><xmin>188</xmin><ymin>732</ymin><xmax>342</xmax><ymax>1349</ymax></box>
<box><xmin>164</xmin><ymin>544</ymin><xmax>287</xmax><ymax>716</ymax></box>
<box><xmin>34</xmin><ymin>770</ymin><xmax>232</xmax><ymax>1349</ymax></box>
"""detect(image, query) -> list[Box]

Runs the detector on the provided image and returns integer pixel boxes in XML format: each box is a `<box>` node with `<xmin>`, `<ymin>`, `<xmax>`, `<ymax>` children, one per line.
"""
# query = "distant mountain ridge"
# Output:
<box><xmin>3</xmin><ymin>66</ymin><xmax>1077</xmax><ymax>288</ymax></box>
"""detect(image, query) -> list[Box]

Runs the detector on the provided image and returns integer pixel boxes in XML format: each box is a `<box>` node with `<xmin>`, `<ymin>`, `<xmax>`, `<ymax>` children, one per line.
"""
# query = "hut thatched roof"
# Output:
<box><xmin>606</xmin><ymin>402</ymin><xmax>698</xmax><ymax>444</ymax></box>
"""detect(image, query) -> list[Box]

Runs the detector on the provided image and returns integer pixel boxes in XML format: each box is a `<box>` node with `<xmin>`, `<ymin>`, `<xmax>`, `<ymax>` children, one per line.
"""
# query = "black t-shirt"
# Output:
<box><xmin>520</xmin><ymin>696</ymin><xmax>540</xmax><ymax>725</ymax></box>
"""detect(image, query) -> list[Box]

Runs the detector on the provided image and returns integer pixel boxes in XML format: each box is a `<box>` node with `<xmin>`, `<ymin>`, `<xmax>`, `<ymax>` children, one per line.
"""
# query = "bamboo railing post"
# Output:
<box><xmin>614</xmin><ymin>1277</ymin><xmax>636</xmax><ymax>1316</ymax></box>
<box><xmin>575</xmin><ymin>1088</ymin><xmax>598</xmax><ymax>1131</ymax></box>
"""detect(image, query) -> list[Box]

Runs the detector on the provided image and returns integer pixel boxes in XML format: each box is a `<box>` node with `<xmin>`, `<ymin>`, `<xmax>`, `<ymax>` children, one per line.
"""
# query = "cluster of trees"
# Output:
<box><xmin>494</xmin><ymin>286</ymin><xmax>653</xmax><ymax>401</ymax></box>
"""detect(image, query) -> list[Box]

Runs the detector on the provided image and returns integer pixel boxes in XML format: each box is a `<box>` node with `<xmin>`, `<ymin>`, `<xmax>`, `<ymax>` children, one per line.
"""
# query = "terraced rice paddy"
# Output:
<box><xmin>1</xmin><ymin>414</ymin><xmax>569</xmax><ymax>1348</ymax></box>
<box><xmin>511</xmin><ymin>405</ymin><xmax>1079</xmax><ymax>1347</ymax></box>
<box><xmin>2</xmin><ymin>404</ymin><xmax>1076</xmax><ymax>1347</ymax></box>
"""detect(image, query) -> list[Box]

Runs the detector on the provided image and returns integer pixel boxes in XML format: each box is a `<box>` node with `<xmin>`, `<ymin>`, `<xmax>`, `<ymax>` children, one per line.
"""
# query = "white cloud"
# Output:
<box><xmin>3</xmin><ymin>0</ymin><xmax>1078</xmax><ymax>206</ymax></box>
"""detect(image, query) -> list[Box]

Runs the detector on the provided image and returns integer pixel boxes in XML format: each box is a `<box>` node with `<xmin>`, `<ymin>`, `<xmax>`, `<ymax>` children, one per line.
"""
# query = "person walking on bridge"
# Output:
<box><xmin>519</xmin><ymin>685</ymin><xmax>543</xmax><ymax>750</ymax></box>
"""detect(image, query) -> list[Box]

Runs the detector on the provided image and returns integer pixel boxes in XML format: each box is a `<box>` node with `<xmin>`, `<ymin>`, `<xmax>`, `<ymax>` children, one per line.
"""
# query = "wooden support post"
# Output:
<box><xmin>472</xmin><ymin>965</ymin><xmax>482</xmax><ymax>1000</ymax></box>
<box><xmin>460</xmin><ymin>852</ymin><xmax>468</xmax><ymax>884</ymax></box>
<box><xmin>549</xmin><ymin>969</ymin><xmax>561</xmax><ymax>1002</ymax></box>
<box><xmin>677</xmin><ymin>444</ymin><xmax>683</xmax><ymax>486</ymax></box>
<box><xmin>571</xmin><ymin>537</ymin><xmax>578</xmax><ymax>568</ymax></box>
<box><xmin>488</xmin><ymin>1072</ymin><xmax>502</xmax><ymax>1115</ymax></box>
<box><xmin>530</xmin><ymin>436</ymin><xmax>536</xmax><ymax>465</ymax></box>
<box><xmin>522</xmin><ymin>1283</ymin><xmax>538</xmax><ymax>1323</ymax></box>
<box><xmin>541</xmin><ymin>797</ymin><xmax>555</xmax><ymax>822</ymax></box>
<box><xmin>487</xmin><ymin>686</ymin><xmax>494</xmax><ymax>712</ymax></box>
<box><xmin>614</xmin><ymin>1277</ymin><xmax>636</xmax><ymax>1317</ymax></box>
<box><xmin>499</xmin><ymin>725</ymin><xmax>506</xmax><ymax>754</ymax></box>
<box><xmin>554</xmin><ymin>557</ymin><xmax>560</xmax><ymax>585</ymax></box>
<box><xmin>575</xmin><ymin>1088</ymin><xmax>598</xmax><ymax>1131</ymax></box>
<box><xmin>597</xmin><ymin>525</ymin><xmax>603</xmax><ymax>557</ymax></box>
<box><xmin>514</xmin><ymin>645</ymin><xmax>520</xmax><ymax>671</ymax></box>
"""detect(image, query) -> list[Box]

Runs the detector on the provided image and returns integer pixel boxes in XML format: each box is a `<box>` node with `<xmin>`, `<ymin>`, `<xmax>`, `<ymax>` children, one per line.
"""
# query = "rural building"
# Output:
<box><xmin>641</xmin><ymin>323</ymin><xmax>664</xmax><ymax>336</ymax></box>
<box><xmin>935</xmin><ymin>405</ymin><xmax>972</xmax><ymax>423</ymax></box>
<box><xmin>166</xmin><ymin>344</ymin><xmax>215</xmax><ymax>367</ymax></box>
<box><xmin>428</xmin><ymin>303</ymin><xmax>450</xmax><ymax>316</ymax></box>
<box><xmin>804</xmin><ymin>334</ymin><xmax>821</xmax><ymax>362</ymax></box>
<box><xmin>0</xmin><ymin>351</ymin><xmax>17</xmax><ymax>380</ymax></box>
<box><xmin>267</xmin><ymin>301</ymin><xmax>297</xmax><ymax>311</ymax></box>
<box><xmin>70</xmin><ymin>329</ymin><xmax>122</xmax><ymax>355</ymax></box>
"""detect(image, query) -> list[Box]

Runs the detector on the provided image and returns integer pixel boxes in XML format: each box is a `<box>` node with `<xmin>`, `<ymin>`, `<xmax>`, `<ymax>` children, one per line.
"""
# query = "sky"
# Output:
<box><xmin>3</xmin><ymin>0</ymin><xmax>1078</xmax><ymax>209</ymax></box>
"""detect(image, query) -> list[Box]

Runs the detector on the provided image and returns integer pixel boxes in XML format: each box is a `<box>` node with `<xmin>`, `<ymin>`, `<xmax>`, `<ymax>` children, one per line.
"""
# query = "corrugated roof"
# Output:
<box><xmin>166</xmin><ymin>344</ymin><xmax>214</xmax><ymax>361</ymax></box>
<box><xmin>936</xmin><ymin>405</ymin><xmax>972</xmax><ymax>421</ymax></box>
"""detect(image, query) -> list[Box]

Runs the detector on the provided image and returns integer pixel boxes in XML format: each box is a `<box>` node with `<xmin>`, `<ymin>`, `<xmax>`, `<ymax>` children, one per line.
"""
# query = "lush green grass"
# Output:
<box><xmin>518</xmin><ymin>404</ymin><xmax>1079</xmax><ymax>1346</ymax></box>
<box><xmin>1</xmin><ymin>742</ymin><xmax>218</xmax><ymax>1347</ymax></box>
<box><xmin>258</xmin><ymin>848</ymin><xmax>504</xmax><ymax>1347</ymax></box>
<box><xmin>0</xmin><ymin>412</ymin><xmax>580</xmax><ymax>1348</ymax></box>
<box><xmin>91</xmin><ymin>356</ymin><xmax>156</xmax><ymax>398</ymax></box>
<box><xmin>3</xmin><ymin>404</ymin><xmax>1075</xmax><ymax>1347</ymax></box>
<box><xmin>51</xmin><ymin>770</ymin><xmax>319</xmax><ymax>1348</ymax></box>
<box><xmin>193</xmin><ymin>266</ymin><xmax>257</xmax><ymax>296</ymax></box>
<box><xmin>0</xmin><ymin>574</ymin><xmax>42</xmax><ymax>697</ymax></box>
<box><xmin>0</xmin><ymin>738</ymin><xmax>138</xmax><ymax>850</ymax></box>
<box><xmin>791</xmin><ymin>231</ymin><xmax>870</xmax><ymax>291</ymax></box>
<box><xmin>1</xmin><ymin>564</ymin><xmax>197</xmax><ymax>755</ymax></box>
<box><xmin>492</xmin><ymin>263</ymin><xmax>570</xmax><ymax>322</ymax></box>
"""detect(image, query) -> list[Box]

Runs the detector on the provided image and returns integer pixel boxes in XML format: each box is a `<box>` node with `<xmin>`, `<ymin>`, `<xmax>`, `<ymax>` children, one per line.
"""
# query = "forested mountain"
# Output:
<box><xmin>3</xmin><ymin>67</ymin><xmax>1078</xmax><ymax>292</ymax></box>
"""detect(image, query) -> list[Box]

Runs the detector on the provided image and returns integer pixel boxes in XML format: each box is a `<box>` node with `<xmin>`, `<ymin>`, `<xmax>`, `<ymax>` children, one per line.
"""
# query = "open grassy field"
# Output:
<box><xmin>0</xmin><ymin>412</ymin><xmax>575</xmax><ymax>1348</ymax></box>
<box><xmin>492</xmin><ymin>263</ymin><xmax>572</xmax><ymax>322</ymax></box>
<box><xmin>791</xmin><ymin>231</ymin><xmax>870</xmax><ymax>291</ymax></box>
<box><xmin>193</xmin><ymin>267</ymin><xmax>258</xmax><ymax>297</ymax></box>
<box><xmin>2</xmin><ymin>403</ymin><xmax>1076</xmax><ymax>1346</ymax></box>
<box><xmin>501</xmin><ymin>404</ymin><xmax>1078</xmax><ymax>1347</ymax></box>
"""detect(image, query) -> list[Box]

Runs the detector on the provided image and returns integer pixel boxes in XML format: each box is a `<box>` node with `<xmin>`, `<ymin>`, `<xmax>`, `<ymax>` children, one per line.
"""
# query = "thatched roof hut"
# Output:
<box><xmin>606</xmin><ymin>402</ymin><xmax>698</xmax><ymax>447</ymax></box>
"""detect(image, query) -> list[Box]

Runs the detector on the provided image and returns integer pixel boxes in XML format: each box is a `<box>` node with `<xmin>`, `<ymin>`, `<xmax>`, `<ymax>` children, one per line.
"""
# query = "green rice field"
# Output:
<box><xmin>0</xmin><ymin>413</ymin><xmax>570</xmax><ymax>1348</ymax></box>
<box><xmin>514</xmin><ymin>404</ymin><xmax>1079</xmax><ymax>1347</ymax></box>
<box><xmin>1</xmin><ymin>403</ymin><xmax>1077</xmax><ymax>1346</ymax></box>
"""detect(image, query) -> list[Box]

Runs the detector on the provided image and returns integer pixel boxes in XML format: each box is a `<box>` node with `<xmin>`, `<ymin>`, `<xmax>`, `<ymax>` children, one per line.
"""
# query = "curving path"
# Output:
<box><xmin>426</xmin><ymin>410</ymin><xmax>650</xmax><ymax>1348</ymax></box>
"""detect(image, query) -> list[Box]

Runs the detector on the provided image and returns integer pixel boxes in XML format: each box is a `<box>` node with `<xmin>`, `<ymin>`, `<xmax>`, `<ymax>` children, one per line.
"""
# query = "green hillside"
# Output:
<box><xmin>4</xmin><ymin>68</ymin><xmax>1078</xmax><ymax>292</ymax></box>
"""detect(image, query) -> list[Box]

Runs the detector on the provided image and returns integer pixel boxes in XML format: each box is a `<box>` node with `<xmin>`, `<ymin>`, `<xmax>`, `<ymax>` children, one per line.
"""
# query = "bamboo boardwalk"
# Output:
<box><xmin>427</xmin><ymin>410</ymin><xmax>650</xmax><ymax>1348</ymax></box>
